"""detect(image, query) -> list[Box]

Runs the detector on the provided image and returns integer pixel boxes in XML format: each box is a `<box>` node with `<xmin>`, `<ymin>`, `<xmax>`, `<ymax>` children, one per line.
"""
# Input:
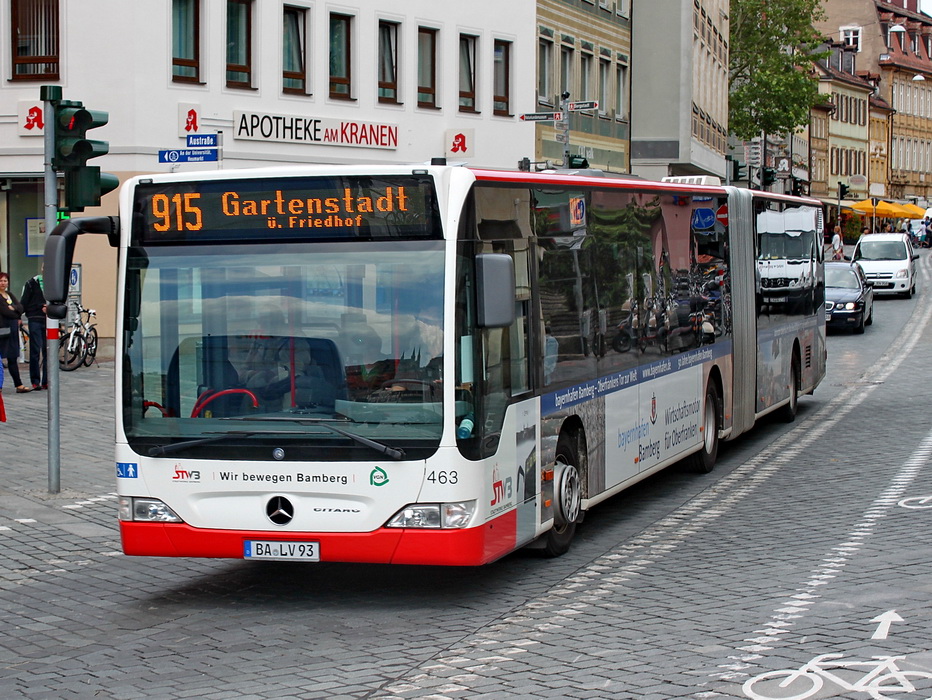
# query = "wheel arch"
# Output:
<box><xmin>556</xmin><ymin>416</ymin><xmax>588</xmax><ymax>501</ymax></box>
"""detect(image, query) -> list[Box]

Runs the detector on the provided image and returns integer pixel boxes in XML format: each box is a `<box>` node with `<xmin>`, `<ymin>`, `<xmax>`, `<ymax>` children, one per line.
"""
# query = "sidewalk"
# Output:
<box><xmin>0</xmin><ymin>358</ymin><xmax>116</xmax><ymax>521</ymax></box>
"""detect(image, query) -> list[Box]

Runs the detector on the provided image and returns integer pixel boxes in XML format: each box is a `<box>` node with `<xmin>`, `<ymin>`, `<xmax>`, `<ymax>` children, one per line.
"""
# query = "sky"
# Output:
<box><xmin>924</xmin><ymin>0</ymin><xmax>932</xmax><ymax>16</ymax></box>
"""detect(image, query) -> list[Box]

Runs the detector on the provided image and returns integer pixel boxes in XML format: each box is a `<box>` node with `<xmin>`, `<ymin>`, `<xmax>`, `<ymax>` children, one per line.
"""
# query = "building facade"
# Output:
<box><xmin>815</xmin><ymin>43</ymin><xmax>873</xmax><ymax>203</ymax></box>
<box><xmin>535</xmin><ymin>0</ymin><xmax>632</xmax><ymax>172</ymax></box>
<box><xmin>630</xmin><ymin>0</ymin><xmax>729</xmax><ymax>181</ymax></box>
<box><xmin>816</xmin><ymin>0</ymin><xmax>932</xmax><ymax>204</ymax></box>
<box><xmin>1</xmin><ymin>0</ymin><xmax>536</xmax><ymax>338</ymax></box>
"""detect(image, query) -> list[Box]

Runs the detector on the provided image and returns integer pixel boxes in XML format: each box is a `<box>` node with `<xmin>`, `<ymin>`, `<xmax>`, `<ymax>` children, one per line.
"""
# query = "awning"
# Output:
<box><xmin>817</xmin><ymin>198</ymin><xmax>854</xmax><ymax>210</ymax></box>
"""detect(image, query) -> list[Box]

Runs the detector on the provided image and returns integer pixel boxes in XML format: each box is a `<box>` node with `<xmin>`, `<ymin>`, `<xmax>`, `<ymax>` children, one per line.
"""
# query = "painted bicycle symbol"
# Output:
<box><xmin>898</xmin><ymin>495</ymin><xmax>932</xmax><ymax>509</ymax></box>
<box><xmin>743</xmin><ymin>653</ymin><xmax>932</xmax><ymax>700</ymax></box>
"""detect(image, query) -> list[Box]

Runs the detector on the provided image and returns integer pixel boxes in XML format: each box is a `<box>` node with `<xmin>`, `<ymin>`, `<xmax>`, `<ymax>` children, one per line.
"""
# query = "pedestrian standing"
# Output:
<box><xmin>0</xmin><ymin>271</ymin><xmax>32</xmax><ymax>393</ymax></box>
<box><xmin>831</xmin><ymin>225</ymin><xmax>844</xmax><ymax>260</ymax></box>
<box><xmin>20</xmin><ymin>270</ymin><xmax>48</xmax><ymax>390</ymax></box>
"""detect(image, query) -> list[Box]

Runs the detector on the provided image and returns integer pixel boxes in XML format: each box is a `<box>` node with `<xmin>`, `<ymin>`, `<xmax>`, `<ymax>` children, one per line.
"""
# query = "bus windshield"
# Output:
<box><xmin>123</xmin><ymin>240</ymin><xmax>445</xmax><ymax>459</ymax></box>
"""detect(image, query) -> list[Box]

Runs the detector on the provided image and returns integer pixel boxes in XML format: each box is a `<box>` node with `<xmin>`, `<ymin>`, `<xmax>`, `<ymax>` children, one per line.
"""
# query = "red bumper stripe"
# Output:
<box><xmin>120</xmin><ymin>509</ymin><xmax>518</xmax><ymax>566</ymax></box>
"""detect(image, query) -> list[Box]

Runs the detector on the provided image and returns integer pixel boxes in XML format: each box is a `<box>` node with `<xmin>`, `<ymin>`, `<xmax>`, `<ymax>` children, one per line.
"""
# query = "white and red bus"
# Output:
<box><xmin>44</xmin><ymin>163</ymin><xmax>826</xmax><ymax>565</ymax></box>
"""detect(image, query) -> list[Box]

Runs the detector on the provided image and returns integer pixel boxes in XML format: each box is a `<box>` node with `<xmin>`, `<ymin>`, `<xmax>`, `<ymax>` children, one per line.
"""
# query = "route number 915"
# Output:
<box><xmin>427</xmin><ymin>470</ymin><xmax>458</xmax><ymax>484</ymax></box>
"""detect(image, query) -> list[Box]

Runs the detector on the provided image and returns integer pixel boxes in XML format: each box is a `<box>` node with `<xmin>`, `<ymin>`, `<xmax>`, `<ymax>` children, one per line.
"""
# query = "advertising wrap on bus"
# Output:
<box><xmin>43</xmin><ymin>164</ymin><xmax>825</xmax><ymax>566</ymax></box>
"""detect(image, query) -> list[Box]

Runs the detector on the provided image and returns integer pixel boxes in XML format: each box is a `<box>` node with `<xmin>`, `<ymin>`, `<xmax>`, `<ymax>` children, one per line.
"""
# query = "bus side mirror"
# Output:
<box><xmin>475</xmin><ymin>253</ymin><xmax>515</xmax><ymax>328</ymax></box>
<box><xmin>43</xmin><ymin>216</ymin><xmax>119</xmax><ymax>319</ymax></box>
<box><xmin>43</xmin><ymin>234</ymin><xmax>73</xmax><ymax>319</ymax></box>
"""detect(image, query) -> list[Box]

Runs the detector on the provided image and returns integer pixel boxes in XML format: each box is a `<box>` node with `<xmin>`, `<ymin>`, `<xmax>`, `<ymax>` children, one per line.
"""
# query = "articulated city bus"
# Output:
<box><xmin>44</xmin><ymin>163</ymin><xmax>826</xmax><ymax>565</ymax></box>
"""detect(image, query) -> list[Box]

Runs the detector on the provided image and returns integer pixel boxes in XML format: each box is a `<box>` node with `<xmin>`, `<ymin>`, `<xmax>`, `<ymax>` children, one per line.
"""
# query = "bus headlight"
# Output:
<box><xmin>386</xmin><ymin>500</ymin><xmax>476</xmax><ymax>529</ymax></box>
<box><xmin>118</xmin><ymin>496</ymin><xmax>183</xmax><ymax>523</ymax></box>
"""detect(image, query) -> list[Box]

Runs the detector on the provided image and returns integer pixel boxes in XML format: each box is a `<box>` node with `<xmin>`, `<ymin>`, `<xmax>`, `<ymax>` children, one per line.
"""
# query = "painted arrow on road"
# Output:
<box><xmin>871</xmin><ymin>610</ymin><xmax>903</xmax><ymax>639</ymax></box>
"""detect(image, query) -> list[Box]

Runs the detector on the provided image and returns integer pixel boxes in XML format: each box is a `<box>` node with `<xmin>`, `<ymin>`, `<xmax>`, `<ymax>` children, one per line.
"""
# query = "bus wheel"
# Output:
<box><xmin>779</xmin><ymin>357</ymin><xmax>800</xmax><ymax>423</ymax></box>
<box><xmin>544</xmin><ymin>437</ymin><xmax>583</xmax><ymax>557</ymax></box>
<box><xmin>690</xmin><ymin>382</ymin><xmax>720</xmax><ymax>474</ymax></box>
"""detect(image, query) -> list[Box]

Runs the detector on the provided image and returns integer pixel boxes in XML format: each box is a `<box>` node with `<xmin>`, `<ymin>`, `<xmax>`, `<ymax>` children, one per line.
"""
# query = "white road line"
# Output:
<box><xmin>710</xmin><ymin>254</ymin><xmax>932</xmax><ymax>690</ymax></box>
<box><xmin>377</xmin><ymin>259</ymin><xmax>932</xmax><ymax>698</ymax></box>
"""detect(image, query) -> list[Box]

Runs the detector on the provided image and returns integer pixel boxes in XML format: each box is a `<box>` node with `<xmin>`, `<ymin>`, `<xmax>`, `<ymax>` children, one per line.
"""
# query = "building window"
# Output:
<box><xmin>172</xmin><ymin>0</ymin><xmax>199</xmax><ymax>83</ymax></box>
<box><xmin>330</xmin><ymin>13</ymin><xmax>352</xmax><ymax>99</ymax></box>
<box><xmin>418</xmin><ymin>27</ymin><xmax>438</xmax><ymax>108</ymax></box>
<box><xmin>841</xmin><ymin>26</ymin><xmax>861</xmax><ymax>52</ymax></box>
<box><xmin>11</xmin><ymin>0</ymin><xmax>59</xmax><ymax>80</ymax></box>
<box><xmin>579</xmin><ymin>52</ymin><xmax>592</xmax><ymax>100</ymax></box>
<box><xmin>282</xmin><ymin>6</ymin><xmax>307</xmax><ymax>94</ymax></box>
<box><xmin>560</xmin><ymin>45</ymin><xmax>573</xmax><ymax>98</ymax></box>
<box><xmin>226</xmin><ymin>0</ymin><xmax>252</xmax><ymax>88</ymax></box>
<box><xmin>378</xmin><ymin>21</ymin><xmax>399</xmax><ymax>103</ymax></box>
<box><xmin>598</xmin><ymin>59</ymin><xmax>609</xmax><ymax>115</ymax></box>
<box><xmin>459</xmin><ymin>34</ymin><xmax>478</xmax><ymax>112</ymax></box>
<box><xmin>538</xmin><ymin>39</ymin><xmax>553</xmax><ymax>104</ymax></box>
<box><xmin>615</xmin><ymin>63</ymin><xmax>628</xmax><ymax>120</ymax></box>
<box><xmin>493</xmin><ymin>39</ymin><xmax>511</xmax><ymax>115</ymax></box>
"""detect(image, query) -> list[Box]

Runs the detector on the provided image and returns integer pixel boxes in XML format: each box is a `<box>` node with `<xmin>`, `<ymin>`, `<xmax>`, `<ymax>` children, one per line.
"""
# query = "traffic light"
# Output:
<box><xmin>52</xmin><ymin>100</ymin><xmax>118</xmax><ymax>211</ymax></box>
<box><xmin>838</xmin><ymin>182</ymin><xmax>850</xmax><ymax>199</ymax></box>
<box><xmin>761</xmin><ymin>167</ymin><xmax>776</xmax><ymax>187</ymax></box>
<box><xmin>791</xmin><ymin>177</ymin><xmax>803</xmax><ymax>196</ymax></box>
<box><xmin>567</xmin><ymin>155</ymin><xmax>590</xmax><ymax>169</ymax></box>
<box><xmin>731</xmin><ymin>158</ymin><xmax>747</xmax><ymax>182</ymax></box>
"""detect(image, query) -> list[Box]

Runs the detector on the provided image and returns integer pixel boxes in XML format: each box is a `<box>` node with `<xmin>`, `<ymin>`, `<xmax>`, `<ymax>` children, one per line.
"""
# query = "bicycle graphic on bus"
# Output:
<box><xmin>743</xmin><ymin>652</ymin><xmax>932</xmax><ymax>700</ymax></box>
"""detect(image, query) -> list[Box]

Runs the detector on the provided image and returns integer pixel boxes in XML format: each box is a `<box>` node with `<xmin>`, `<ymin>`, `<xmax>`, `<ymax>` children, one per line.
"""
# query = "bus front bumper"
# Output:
<box><xmin>120</xmin><ymin>510</ymin><xmax>518</xmax><ymax>566</ymax></box>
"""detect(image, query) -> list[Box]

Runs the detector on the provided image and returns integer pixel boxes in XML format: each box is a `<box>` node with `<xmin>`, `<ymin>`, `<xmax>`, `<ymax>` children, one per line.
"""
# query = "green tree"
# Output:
<box><xmin>729</xmin><ymin>0</ymin><xmax>830</xmax><ymax>140</ymax></box>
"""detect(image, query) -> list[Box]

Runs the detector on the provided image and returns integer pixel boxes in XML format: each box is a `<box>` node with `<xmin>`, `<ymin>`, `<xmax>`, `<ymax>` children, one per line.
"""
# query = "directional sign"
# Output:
<box><xmin>691</xmin><ymin>207</ymin><xmax>716</xmax><ymax>230</ymax></box>
<box><xmin>187</xmin><ymin>133</ymin><xmax>218</xmax><ymax>148</ymax></box>
<box><xmin>567</xmin><ymin>100</ymin><xmax>599</xmax><ymax>111</ymax></box>
<box><xmin>519</xmin><ymin>112</ymin><xmax>563</xmax><ymax>122</ymax></box>
<box><xmin>158</xmin><ymin>148</ymin><xmax>218</xmax><ymax>163</ymax></box>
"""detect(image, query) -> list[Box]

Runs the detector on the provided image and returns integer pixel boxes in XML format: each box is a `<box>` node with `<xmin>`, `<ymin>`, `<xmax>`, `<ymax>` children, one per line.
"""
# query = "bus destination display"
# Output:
<box><xmin>133</xmin><ymin>175</ymin><xmax>439</xmax><ymax>242</ymax></box>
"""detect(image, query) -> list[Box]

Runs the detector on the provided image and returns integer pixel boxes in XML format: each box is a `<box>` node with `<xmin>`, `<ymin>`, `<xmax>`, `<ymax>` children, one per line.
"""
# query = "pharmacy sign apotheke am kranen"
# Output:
<box><xmin>234</xmin><ymin>110</ymin><xmax>398</xmax><ymax>150</ymax></box>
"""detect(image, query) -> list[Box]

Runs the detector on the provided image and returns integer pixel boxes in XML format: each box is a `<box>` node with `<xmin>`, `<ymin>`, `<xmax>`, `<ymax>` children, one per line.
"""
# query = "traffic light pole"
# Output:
<box><xmin>41</xmin><ymin>85</ymin><xmax>62</xmax><ymax>494</ymax></box>
<box><xmin>560</xmin><ymin>93</ymin><xmax>571</xmax><ymax>166</ymax></box>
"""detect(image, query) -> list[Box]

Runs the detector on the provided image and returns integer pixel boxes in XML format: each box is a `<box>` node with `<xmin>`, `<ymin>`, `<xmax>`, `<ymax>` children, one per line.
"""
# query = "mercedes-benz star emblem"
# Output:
<box><xmin>266</xmin><ymin>496</ymin><xmax>294</xmax><ymax>525</ymax></box>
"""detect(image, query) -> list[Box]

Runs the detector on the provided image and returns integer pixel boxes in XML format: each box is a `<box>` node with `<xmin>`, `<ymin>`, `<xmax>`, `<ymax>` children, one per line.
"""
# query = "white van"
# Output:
<box><xmin>851</xmin><ymin>233</ymin><xmax>919</xmax><ymax>298</ymax></box>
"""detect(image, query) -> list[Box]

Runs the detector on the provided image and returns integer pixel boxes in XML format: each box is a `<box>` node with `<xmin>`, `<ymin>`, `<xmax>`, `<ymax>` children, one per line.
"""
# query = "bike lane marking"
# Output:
<box><xmin>373</xmin><ymin>300</ymin><xmax>932</xmax><ymax>699</ymax></box>
<box><xmin>709</xmin><ymin>296</ymin><xmax>932</xmax><ymax>694</ymax></box>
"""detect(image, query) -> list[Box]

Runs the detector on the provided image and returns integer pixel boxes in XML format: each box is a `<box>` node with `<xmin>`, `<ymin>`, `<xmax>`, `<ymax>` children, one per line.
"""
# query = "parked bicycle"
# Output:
<box><xmin>59</xmin><ymin>302</ymin><xmax>98</xmax><ymax>371</ymax></box>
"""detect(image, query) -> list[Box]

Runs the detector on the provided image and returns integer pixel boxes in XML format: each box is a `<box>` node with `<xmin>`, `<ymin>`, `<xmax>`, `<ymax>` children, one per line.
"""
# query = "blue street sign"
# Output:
<box><xmin>187</xmin><ymin>133</ymin><xmax>218</xmax><ymax>148</ymax></box>
<box><xmin>158</xmin><ymin>148</ymin><xmax>218</xmax><ymax>163</ymax></box>
<box><xmin>691</xmin><ymin>207</ymin><xmax>716</xmax><ymax>230</ymax></box>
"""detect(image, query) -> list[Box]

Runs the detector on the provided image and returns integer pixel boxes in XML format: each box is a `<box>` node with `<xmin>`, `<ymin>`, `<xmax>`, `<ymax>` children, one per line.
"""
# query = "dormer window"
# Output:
<box><xmin>841</xmin><ymin>25</ymin><xmax>861</xmax><ymax>52</ymax></box>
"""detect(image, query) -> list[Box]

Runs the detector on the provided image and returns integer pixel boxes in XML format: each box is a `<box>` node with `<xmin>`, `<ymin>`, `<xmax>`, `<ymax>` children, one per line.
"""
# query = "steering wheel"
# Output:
<box><xmin>380</xmin><ymin>379</ymin><xmax>438</xmax><ymax>399</ymax></box>
<box><xmin>143</xmin><ymin>400</ymin><xmax>174</xmax><ymax>418</ymax></box>
<box><xmin>191</xmin><ymin>388</ymin><xmax>260</xmax><ymax>418</ymax></box>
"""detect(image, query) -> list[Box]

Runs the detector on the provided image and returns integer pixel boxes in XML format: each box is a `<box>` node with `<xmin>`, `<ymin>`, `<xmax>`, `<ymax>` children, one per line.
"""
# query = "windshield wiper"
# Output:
<box><xmin>148</xmin><ymin>431</ymin><xmax>255</xmax><ymax>456</ymax></box>
<box><xmin>220</xmin><ymin>416</ymin><xmax>406</xmax><ymax>460</ymax></box>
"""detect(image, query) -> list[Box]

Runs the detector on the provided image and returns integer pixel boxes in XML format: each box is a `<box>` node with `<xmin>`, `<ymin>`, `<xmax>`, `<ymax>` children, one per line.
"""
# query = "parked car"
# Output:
<box><xmin>851</xmin><ymin>233</ymin><xmax>918</xmax><ymax>298</ymax></box>
<box><xmin>824</xmin><ymin>262</ymin><xmax>873</xmax><ymax>334</ymax></box>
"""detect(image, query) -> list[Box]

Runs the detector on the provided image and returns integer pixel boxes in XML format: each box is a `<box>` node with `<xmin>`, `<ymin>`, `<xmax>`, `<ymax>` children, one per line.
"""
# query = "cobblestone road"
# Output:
<box><xmin>2</xmin><ymin>255</ymin><xmax>931</xmax><ymax>699</ymax></box>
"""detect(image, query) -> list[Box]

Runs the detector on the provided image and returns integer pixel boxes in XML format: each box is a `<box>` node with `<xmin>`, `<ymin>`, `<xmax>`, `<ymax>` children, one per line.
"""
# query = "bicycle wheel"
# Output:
<box><xmin>743</xmin><ymin>669</ymin><xmax>823</xmax><ymax>700</ymax></box>
<box><xmin>82</xmin><ymin>326</ymin><xmax>98</xmax><ymax>367</ymax></box>
<box><xmin>868</xmin><ymin>671</ymin><xmax>932</xmax><ymax>699</ymax></box>
<box><xmin>59</xmin><ymin>333</ymin><xmax>85</xmax><ymax>371</ymax></box>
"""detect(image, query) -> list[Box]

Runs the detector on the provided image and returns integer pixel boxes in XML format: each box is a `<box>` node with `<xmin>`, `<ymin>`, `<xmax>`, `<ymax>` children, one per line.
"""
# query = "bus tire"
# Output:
<box><xmin>690</xmin><ymin>382</ymin><xmax>720</xmax><ymax>474</ymax></box>
<box><xmin>779</xmin><ymin>356</ymin><xmax>800</xmax><ymax>423</ymax></box>
<box><xmin>543</xmin><ymin>436</ymin><xmax>583</xmax><ymax>557</ymax></box>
